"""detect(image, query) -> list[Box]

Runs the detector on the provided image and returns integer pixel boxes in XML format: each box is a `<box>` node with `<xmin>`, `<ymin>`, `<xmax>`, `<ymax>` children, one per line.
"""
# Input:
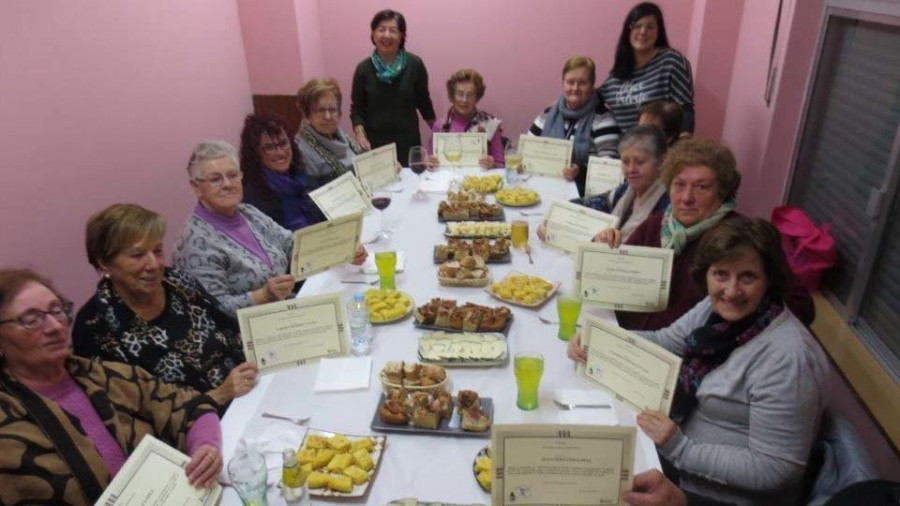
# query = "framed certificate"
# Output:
<box><xmin>433</xmin><ymin>132</ymin><xmax>487</xmax><ymax>166</ymax></box>
<box><xmin>543</xmin><ymin>200</ymin><xmax>619</xmax><ymax>258</ymax></box>
<box><xmin>585</xmin><ymin>156</ymin><xmax>624</xmax><ymax>199</ymax></box>
<box><xmin>95</xmin><ymin>435</ymin><xmax>222</xmax><ymax>506</ymax></box>
<box><xmin>290</xmin><ymin>212</ymin><xmax>362</xmax><ymax>281</ymax></box>
<box><xmin>237</xmin><ymin>292</ymin><xmax>349</xmax><ymax>374</ymax></box>
<box><xmin>574</xmin><ymin>243</ymin><xmax>673</xmax><ymax>312</ymax></box>
<box><xmin>578</xmin><ymin>316</ymin><xmax>682</xmax><ymax>415</ymax></box>
<box><xmin>309</xmin><ymin>172</ymin><xmax>372</xmax><ymax>219</ymax></box>
<box><xmin>519</xmin><ymin>134</ymin><xmax>573</xmax><ymax>177</ymax></box>
<box><xmin>492</xmin><ymin>424</ymin><xmax>635</xmax><ymax>506</ymax></box>
<box><xmin>354</xmin><ymin>143</ymin><xmax>398</xmax><ymax>190</ymax></box>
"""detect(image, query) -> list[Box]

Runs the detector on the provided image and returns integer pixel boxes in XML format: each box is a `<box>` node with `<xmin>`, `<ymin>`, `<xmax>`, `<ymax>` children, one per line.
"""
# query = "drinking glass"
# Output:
<box><xmin>227</xmin><ymin>450</ymin><xmax>268</xmax><ymax>506</ymax></box>
<box><xmin>504</xmin><ymin>142</ymin><xmax>523</xmax><ymax>185</ymax></box>
<box><xmin>511</xmin><ymin>219</ymin><xmax>529</xmax><ymax>249</ymax></box>
<box><xmin>368</xmin><ymin>182</ymin><xmax>392</xmax><ymax>240</ymax></box>
<box><xmin>514</xmin><ymin>351</ymin><xmax>544</xmax><ymax>410</ymax></box>
<box><xmin>374</xmin><ymin>251</ymin><xmax>397</xmax><ymax>289</ymax></box>
<box><xmin>443</xmin><ymin>135</ymin><xmax>463</xmax><ymax>168</ymax></box>
<box><xmin>556</xmin><ymin>289</ymin><xmax>583</xmax><ymax>341</ymax></box>
<box><xmin>408</xmin><ymin>146</ymin><xmax>428</xmax><ymax>200</ymax></box>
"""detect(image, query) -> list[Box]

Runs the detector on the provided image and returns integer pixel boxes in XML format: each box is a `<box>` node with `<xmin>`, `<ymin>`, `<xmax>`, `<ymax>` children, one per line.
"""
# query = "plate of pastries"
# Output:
<box><xmin>487</xmin><ymin>271</ymin><xmax>559</xmax><ymax>308</ymax></box>
<box><xmin>296</xmin><ymin>429</ymin><xmax>386</xmax><ymax>497</ymax></box>
<box><xmin>445</xmin><ymin>221</ymin><xmax>511</xmax><ymax>238</ymax></box>
<box><xmin>438</xmin><ymin>200</ymin><xmax>505</xmax><ymax>222</ymax></box>
<box><xmin>414</xmin><ymin>298</ymin><xmax>512</xmax><ymax>335</ymax></box>
<box><xmin>372</xmin><ymin>387</ymin><xmax>493</xmax><ymax>438</ymax></box>
<box><xmin>461</xmin><ymin>174</ymin><xmax>503</xmax><ymax>193</ymax></box>
<box><xmin>434</xmin><ymin>238</ymin><xmax>510</xmax><ymax>264</ymax></box>
<box><xmin>379</xmin><ymin>361</ymin><xmax>449</xmax><ymax>392</ymax></box>
<box><xmin>438</xmin><ymin>255</ymin><xmax>491</xmax><ymax>287</ymax></box>
<box><xmin>495</xmin><ymin>187</ymin><xmax>540</xmax><ymax>207</ymax></box>
<box><xmin>364</xmin><ymin>289</ymin><xmax>414</xmax><ymax>324</ymax></box>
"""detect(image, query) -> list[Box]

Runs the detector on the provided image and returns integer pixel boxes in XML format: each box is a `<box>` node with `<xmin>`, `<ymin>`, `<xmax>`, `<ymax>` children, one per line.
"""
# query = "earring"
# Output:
<box><xmin>103</xmin><ymin>272</ymin><xmax>110</xmax><ymax>279</ymax></box>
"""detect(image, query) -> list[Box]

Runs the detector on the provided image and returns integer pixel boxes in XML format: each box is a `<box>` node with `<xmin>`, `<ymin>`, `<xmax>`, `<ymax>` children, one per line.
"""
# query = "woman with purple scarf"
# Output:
<box><xmin>568</xmin><ymin>217</ymin><xmax>830</xmax><ymax>506</ymax></box>
<box><xmin>172</xmin><ymin>140</ymin><xmax>367</xmax><ymax>317</ymax></box>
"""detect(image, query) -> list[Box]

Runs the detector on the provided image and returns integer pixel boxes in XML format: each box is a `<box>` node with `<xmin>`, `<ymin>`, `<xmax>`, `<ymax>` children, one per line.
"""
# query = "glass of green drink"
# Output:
<box><xmin>514</xmin><ymin>351</ymin><xmax>544</xmax><ymax>410</ymax></box>
<box><xmin>556</xmin><ymin>290</ymin><xmax>582</xmax><ymax>341</ymax></box>
<box><xmin>374</xmin><ymin>251</ymin><xmax>397</xmax><ymax>289</ymax></box>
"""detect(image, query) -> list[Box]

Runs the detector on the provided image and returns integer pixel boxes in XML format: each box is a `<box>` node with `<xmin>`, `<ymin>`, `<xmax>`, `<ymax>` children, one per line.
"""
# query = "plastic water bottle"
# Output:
<box><xmin>348</xmin><ymin>292</ymin><xmax>372</xmax><ymax>356</ymax></box>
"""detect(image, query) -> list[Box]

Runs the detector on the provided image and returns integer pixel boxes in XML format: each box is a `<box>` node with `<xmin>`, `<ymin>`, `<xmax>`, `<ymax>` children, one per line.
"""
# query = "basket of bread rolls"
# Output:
<box><xmin>379</xmin><ymin>361</ymin><xmax>448</xmax><ymax>393</ymax></box>
<box><xmin>437</xmin><ymin>255</ymin><xmax>491</xmax><ymax>287</ymax></box>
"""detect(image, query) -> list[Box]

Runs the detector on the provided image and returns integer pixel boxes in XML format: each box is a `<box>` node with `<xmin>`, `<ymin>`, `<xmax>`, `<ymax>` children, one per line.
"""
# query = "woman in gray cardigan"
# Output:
<box><xmin>569</xmin><ymin>216</ymin><xmax>829</xmax><ymax>506</ymax></box>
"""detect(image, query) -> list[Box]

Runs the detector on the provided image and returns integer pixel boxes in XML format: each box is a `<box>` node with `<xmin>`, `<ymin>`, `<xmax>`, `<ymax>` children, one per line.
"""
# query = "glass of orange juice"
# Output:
<box><xmin>511</xmin><ymin>220</ymin><xmax>529</xmax><ymax>249</ymax></box>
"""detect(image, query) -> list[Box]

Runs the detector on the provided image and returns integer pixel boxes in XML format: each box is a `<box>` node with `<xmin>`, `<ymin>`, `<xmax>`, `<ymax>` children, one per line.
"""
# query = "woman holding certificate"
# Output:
<box><xmin>529</xmin><ymin>55</ymin><xmax>620</xmax><ymax>196</ymax></box>
<box><xmin>74</xmin><ymin>203</ymin><xmax>257</xmax><ymax>408</ymax></box>
<box><xmin>598</xmin><ymin>2</ymin><xmax>694</xmax><ymax>132</ymax></box>
<box><xmin>294</xmin><ymin>78</ymin><xmax>366</xmax><ymax>188</ymax></box>
<box><xmin>593</xmin><ymin>137</ymin><xmax>813</xmax><ymax>331</ymax></box>
<box><xmin>350</xmin><ymin>9</ymin><xmax>437</xmax><ymax>166</ymax></box>
<box><xmin>2</xmin><ymin>269</ymin><xmax>223</xmax><ymax>503</ymax></box>
<box><xmin>240</xmin><ymin>114</ymin><xmax>326</xmax><ymax>230</ymax></box>
<box><xmin>571</xmin><ymin>218</ymin><xmax>830</xmax><ymax>505</ymax></box>
<box><xmin>429</xmin><ymin>68</ymin><xmax>505</xmax><ymax>169</ymax></box>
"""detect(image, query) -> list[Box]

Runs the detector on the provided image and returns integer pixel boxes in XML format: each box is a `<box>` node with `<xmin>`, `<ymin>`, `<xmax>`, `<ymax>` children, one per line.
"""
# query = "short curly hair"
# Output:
<box><xmin>296</xmin><ymin>78</ymin><xmax>343</xmax><ymax>118</ymax></box>
<box><xmin>661</xmin><ymin>137</ymin><xmax>741</xmax><ymax>202</ymax></box>
<box><xmin>562</xmin><ymin>55</ymin><xmax>596</xmax><ymax>85</ymax></box>
<box><xmin>446</xmin><ymin>69</ymin><xmax>486</xmax><ymax>101</ymax></box>
<box><xmin>692</xmin><ymin>216</ymin><xmax>791</xmax><ymax>293</ymax></box>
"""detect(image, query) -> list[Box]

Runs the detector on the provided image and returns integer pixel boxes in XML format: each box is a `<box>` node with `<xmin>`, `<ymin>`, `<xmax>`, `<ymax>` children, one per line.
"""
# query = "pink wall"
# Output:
<box><xmin>294</xmin><ymin>0</ymin><xmax>325</xmax><ymax>80</ymax></box>
<box><xmin>237</xmin><ymin>0</ymin><xmax>305</xmax><ymax>94</ymax></box>
<box><xmin>306</xmin><ymin>0</ymin><xmax>694</xmax><ymax>143</ymax></box>
<box><xmin>0</xmin><ymin>2</ymin><xmax>252</xmax><ymax>306</ymax></box>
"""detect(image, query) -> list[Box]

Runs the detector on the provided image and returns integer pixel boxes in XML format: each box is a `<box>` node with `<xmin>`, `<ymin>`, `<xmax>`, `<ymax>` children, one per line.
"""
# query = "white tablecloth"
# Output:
<box><xmin>220</xmin><ymin>168</ymin><xmax>661</xmax><ymax>505</ymax></box>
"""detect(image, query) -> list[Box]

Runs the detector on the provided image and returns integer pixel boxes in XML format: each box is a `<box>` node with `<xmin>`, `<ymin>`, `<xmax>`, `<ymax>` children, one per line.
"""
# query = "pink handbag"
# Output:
<box><xmin>771</xmin><ymin>206</ymin><xmax>836</xmax><ymax>291</ymax></box>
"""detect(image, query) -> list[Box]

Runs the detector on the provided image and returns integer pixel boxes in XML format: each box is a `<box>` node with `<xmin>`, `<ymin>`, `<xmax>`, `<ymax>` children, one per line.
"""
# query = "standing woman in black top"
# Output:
<box><xmin>599</xmin><ymin>2</ymin><xmax>695</xmax><ymax>133</ymax></box>
<box><xmin>350</xmin><ymin>9</ymin><xmax>436</xmax><ymax>166</ymax></box>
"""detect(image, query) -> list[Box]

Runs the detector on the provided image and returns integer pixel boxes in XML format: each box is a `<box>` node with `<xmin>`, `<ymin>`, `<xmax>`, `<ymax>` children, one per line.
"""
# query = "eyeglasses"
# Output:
<box><xmin>454</xmin><ymin>91</ymin><xmax>477</xmax><ymax>101</ymax></box>
<box><xmin>194</xmin><ymin>170</ymin><xmax>243</xmax><ymax>186</ymax></box>
<box><xmin>630</xmin><ymin>21</ymin><xmax>658</xmax><ymax>32</ymax></box>
<box><xmin>260</xmin><ymin>139</ymin><xmax>291</xmax><ymax>154</ymax></box>
<box><xmin>312</xmin><ymin>107</ymin><xmax>341</xmax><ymax>117</ymax></box>
<box><xmin>0</xmin><ymin>301</ymin><xmax>73</xmax><ymax>331</ymax></box>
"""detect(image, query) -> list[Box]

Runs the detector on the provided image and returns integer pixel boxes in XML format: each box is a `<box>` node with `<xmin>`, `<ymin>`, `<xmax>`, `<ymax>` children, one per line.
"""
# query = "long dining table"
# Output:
<box><xmin>219</xmin><ymin>167</ymin><xmax>661</xmax><ymax>505</ymax></box>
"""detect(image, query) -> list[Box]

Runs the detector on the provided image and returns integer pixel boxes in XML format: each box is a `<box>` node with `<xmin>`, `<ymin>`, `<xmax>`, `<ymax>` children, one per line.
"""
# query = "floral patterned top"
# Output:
<box><xmin>72</xmin><ymin>268</ymin><xmax>245</xmax><ymax>394</ymax></box>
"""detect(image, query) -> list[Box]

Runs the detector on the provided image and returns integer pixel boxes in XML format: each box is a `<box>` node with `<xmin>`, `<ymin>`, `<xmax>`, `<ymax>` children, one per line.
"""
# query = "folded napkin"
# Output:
<box><xmin>361</xmin><ymin>251</ymin><xmax>405</xmax><ymax>274</ymax></box>
<box><xmin>234</xmin><ymin>417</ymin><xmax>307</xmax><ymax>480</ymax></box>
<box><xmin>553</xmin><ymin>389</ymin><xmax>618</xmax><ymax>425</ymax></box>
<box><xmin>314</xmin><ymin>357</ymin><xmax>372</xmax><ymax>392</ymax></box>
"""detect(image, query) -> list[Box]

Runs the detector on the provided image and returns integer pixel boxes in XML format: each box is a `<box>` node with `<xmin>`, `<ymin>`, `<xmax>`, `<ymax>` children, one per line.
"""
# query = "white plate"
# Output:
<box><xmin>300</xmin><ymin>428</ymin><xmax>387</xmax><ymax>498</ymax></box>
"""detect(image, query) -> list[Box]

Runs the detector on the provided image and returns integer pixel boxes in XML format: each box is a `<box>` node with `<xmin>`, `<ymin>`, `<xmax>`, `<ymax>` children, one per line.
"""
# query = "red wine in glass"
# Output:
<box><xmin>410</xmin><ymin>162</ymin><xmax>427</xmax><ymax>176</ymax></box>
<box><xmin>371</xmin><ymin>196</ymin><xmax>391</xmax><ymax>210</ymax></box>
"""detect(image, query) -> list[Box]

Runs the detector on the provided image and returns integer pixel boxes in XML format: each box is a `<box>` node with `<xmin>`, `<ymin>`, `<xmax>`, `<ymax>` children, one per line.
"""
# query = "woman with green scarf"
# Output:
<box><xmin>350</xmin><ymin>9</ymin><xmax>436</xmax><ymax>166</ymax></box>
<box><xmin>592</xmin><ymin>137</ymin><xmax>814</xmax><ymax>331</ymax></box>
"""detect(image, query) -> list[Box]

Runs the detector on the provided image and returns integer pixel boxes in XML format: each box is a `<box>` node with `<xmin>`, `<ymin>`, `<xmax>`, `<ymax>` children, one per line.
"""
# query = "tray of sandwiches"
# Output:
<box><xmin>379</xmin><ymin>362</ymin><xmax>448</xmax><ymax>393</ymax></box>
<box><xmin>372</xmin><ymin>387</ymin><xmax>492</xmax><ymax>438</ymax></box>
<box><xmin>434</xmin><ymin>238</ymin><xmax>511</xmax><ymax>264</ymax></box>
<box><xmin>418</xmin><ymin>331</ymin><xmax>508</xmax><ymax>367</ymax></box>
<box><xmin>444</xmin><ymin>221</ymin><xmax>511</xmax><ymax>239</ymax></box>
<box><xmin>438</xmin><ymin>201</ymin><xmax>505</xmax><ymax>222</ymax></box>
<box><xmin>295</xmin><ymin>429</ymin><xmax>386</xmax><ymax>497</ymax></box>
<box><xmin>438</xmin><ymin>255</ymin><xmax>491</xmax><ymax>287</ymax></box>
<box><xmin>414</xmin><ymin>298</ymin><xmax>512</xmax><ymax>335</ymax></box>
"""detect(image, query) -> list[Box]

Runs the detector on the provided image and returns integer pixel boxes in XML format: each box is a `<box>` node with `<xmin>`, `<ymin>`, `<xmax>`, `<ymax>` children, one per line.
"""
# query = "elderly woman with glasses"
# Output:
<box><xmin>294</xmin><ymin>78</ymin><xmax>366</xmax><ymax>189</ymax></box>
<box><xmin>427</xmin><ymin>68</ymin><xmax>505</xmax><ymax>169</ymax></box>
<box><xmin>1</xmin><ymin>269</ymin><xmax>223</xmax><ymax>504</ymax></box>
<box><xmin>73</xmin><ymin>203</ymin><xmax>256</xmax><ymax>409</ymax></box>
<box><xmin>172</xmin><ymin>141</ymin><xmax>368</xmax><ymax>316</ymax></box>
<box><xmin>240</xmin><ymin>114</ymin><xmax>325</xmax><ymax>231</ymax></box>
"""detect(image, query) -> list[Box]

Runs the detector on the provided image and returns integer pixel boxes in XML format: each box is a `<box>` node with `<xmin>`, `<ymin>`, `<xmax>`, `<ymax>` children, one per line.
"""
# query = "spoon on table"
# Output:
<box><xmin>537</xmin><ymin>316</ymin><xmax>581</xmax><ymax>328</ymax></box>
<box><xmin>341</xmin><ymin>279</ymin><xmax>379</xmax><ymax>285</ymax></box>
<box><xmin>553</xmin><ymin>399</ymin><xmax>611</xmax><ymax>410</ymax></box>
<box><xmin>524</xmin><ymin>244</ymin><xmax>534</xmax><ymax>264</ymax></box>
<box><xmin>261</xmin><ymin>412</ymin><xmax>311</xmax><ymax>425</ymax></box>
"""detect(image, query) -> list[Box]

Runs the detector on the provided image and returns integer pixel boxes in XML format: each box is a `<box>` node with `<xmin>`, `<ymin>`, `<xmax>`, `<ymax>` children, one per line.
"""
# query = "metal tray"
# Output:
<box><xmin>432</xmin><ymin>245</ymin><xmax>511</xmax><ymax>265</ymax></box>
<box><xmin>413</xmin><ymin>312</ymin><xmax>513</xmax><ymax>336</ymax></box>
<box><xmin>370</xmin><ymin>394</ymin><xmax>493</xmax><ymax>439</ymax></box>
<box><xmin>437</xmin><ymin>208</ymin><xmax>506</xmax><ymax>223</ymax></box>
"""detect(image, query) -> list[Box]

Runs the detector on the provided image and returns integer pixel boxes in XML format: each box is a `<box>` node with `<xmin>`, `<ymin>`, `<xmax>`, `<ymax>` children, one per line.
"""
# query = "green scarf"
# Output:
<box><xmin>661</xmin><ymin>199</ymin><xmax>736</xmax><ymax>254</ymax></box>
<box><xmin>372</xmin><ymin>49</ymin><xmax>407</xmax><ymax>83</ymax></box>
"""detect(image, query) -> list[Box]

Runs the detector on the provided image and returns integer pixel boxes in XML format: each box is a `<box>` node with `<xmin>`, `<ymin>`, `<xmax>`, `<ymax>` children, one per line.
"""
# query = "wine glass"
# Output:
<box><xmin>368</xmin><ymin>182</ymin><xmax>393</xmax><ymax>240</ymax></box>
<box><xmin>408</xmin><ymin>146</ymin><xmax>428</xmax><ymax>201</ymax></box>
<box><xmin>443</xmin><ymin>135</ymin><xmax>463</xmax><ymax>169</ymax></box>
<box><xmin>504</xmin><ymin>142</ymin><xmax>523</xmax><ymax>186</ymax></box>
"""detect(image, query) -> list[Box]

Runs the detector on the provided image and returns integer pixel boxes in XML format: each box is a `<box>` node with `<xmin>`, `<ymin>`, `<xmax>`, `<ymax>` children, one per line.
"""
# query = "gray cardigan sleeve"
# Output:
<box><xmin>633</xmin><ymin>297</ymin><xmax>714</xmax><ymax>356</ymax></box>
<box><xmin>657</xmin><ymin>320</ymin><xmax>828</xmax><ymax>493</ymax></box>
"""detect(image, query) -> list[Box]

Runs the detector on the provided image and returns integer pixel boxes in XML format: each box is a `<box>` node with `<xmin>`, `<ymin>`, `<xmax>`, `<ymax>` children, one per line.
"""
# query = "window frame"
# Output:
<box><xmin>784</xmin><ymin>1</ymin><xmax>900</xmax><ymax>381</ymax></box>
